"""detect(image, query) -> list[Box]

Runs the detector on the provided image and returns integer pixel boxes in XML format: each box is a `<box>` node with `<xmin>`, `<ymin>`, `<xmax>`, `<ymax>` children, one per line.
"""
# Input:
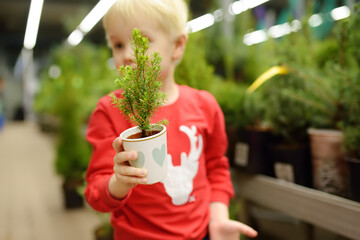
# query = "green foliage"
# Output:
<box><xmin>175</xmin><ymin>31</ymin><xmax>219</xmax><ymax>91</ymax></box>
<box><xmin>336</xmin><ymin>5</ymin><xmax>360</xmax><ymax>156</ymax></box>
<box><xmin>210</xmin><ymin>81</ymin><xmax>248</xmax><ymax>128</ymax></box>
<box><xmin>34</xmin><ymin>41</ymin><xmax>114</xmax><ymax>180</ymax></box>
<box><xmin>285</xmin><ymin>64</ymin><xmax>346</xmax><ymax>130</ymax></box>
<box><xmin>110</xmin><ymin>28</ymin><xmax>167</xmax><ymax>137</ymax></box>
<box><xmin>56</xmin><ymin>112</ymin><xmax>91</xmax><ymax>181</ymax></box>
<box><xmin>51</xmin><ymin>55</ymin><xmax>91</xmax><ymax>181</ymax></box>
<box><xmin>262</xmin><ymin>73</ymin><xmax>311</xmax><ymax>143</ymax></box>
<box><xmin>34</xmin><ymin>42</ymin><xmax>115</xmax><ymax>122</ymax></box>
<box><xmin>243</xmin><ymin>89</ymin><xmax>270</xmax><ymax>130</ymax></box>
<box><xmin>280</xmin><ymin>4</ymin><xmax>360</xmax><ymax>155</ymax></box>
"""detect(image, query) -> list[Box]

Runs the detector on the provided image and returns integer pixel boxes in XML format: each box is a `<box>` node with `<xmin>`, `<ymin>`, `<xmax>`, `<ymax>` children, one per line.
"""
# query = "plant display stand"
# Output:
<box><xmin>232</xmin><ymin>171</ymin><xmax>360</xmax><ymax>240</ymax></box>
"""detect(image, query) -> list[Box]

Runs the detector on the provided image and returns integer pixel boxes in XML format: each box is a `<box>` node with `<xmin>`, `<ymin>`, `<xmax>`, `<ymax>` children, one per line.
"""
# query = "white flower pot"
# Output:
<box><xmin>120</xmin><ymin>124</ymin><xmax>167</xmax><ymax>184</ymax></box>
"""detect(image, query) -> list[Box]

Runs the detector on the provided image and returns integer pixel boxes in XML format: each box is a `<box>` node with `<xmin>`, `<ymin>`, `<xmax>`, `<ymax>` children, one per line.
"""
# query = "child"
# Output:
<box><xmin>84</xmin><ymin>0</ymin><xmax>258</xmax><ymax>239</ymax></box>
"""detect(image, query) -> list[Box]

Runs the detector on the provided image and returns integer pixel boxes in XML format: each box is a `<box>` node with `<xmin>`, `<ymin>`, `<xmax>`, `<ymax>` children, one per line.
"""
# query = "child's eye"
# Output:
<box><xmin>114</xmin><ymin>43</ymin><xmax>123</xmax><ymax>49</ymax></box>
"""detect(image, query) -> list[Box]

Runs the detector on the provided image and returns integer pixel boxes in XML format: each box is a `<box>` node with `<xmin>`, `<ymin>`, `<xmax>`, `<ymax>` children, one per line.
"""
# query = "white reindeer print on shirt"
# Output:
<box><xmin>161</xmin><ymin>125</ymin><xmax>203</xmax><ymax>205</ymax></box>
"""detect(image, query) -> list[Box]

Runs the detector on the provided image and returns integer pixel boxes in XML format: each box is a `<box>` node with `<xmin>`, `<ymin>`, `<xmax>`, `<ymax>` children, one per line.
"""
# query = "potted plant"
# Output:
<box><xmin>283</xmin><ymin>62</ymin><xmax>350</xmax><ymax>197</ymax></box>
<box><xmin>34</xmin><ymin>42</ymin><xmax>114</xmax><ymax>208</ymax></box>
<box><xmin>283</xmin><ymin>6</ymin><xmax>360</xmax><ymax>198</ymax></box>
<box><xmin>210</xmin><ymin>81</ymin><xmax>248</xmax><ymax>166</ymax></box>
<box><xmin>260</xmin><ymin>70</ymin><xmax>313</xmax><ymax>187</ymax></box>
<box><xmin>54</xmin><ymin>62</ymin><xmax>91</xmax><ymax>209</ymax></box>
<box><xmin>232</xmin><ymin>87</ymin><xmax>274</xmax><ymax>177</ymax></box>
<box><xmin>110</xmin><ymin>28</ymin><xmax>168</xmax><ymax>185</ymax></box>
<box><xmin>337</xmin><ymin>5</ymin><xmax>360</xmax><ymax>201</ymax></box>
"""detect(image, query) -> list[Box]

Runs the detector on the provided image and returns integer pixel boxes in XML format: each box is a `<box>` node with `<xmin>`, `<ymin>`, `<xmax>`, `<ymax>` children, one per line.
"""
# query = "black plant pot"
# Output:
<box><xmin>226</xmin><ymin>125</ymin><xmax>239</xmax><ymax>167</ymax></box>
<box><xmin>345</xmin><ymin>156</ymin><xmax>360</xmax><ymax>202</ymax></box>
<box><xmin>269</xmin><ymin>142</ymin><xmax>312</xmax><ymax>187</ymax></box>
<box><xmin>62</xmin><ymin>179</ymin><xmax>84</xmax><ymax>209</ymax></box>
<box><xmin>235</xmin><ymin>128</ymin><xmax>275</xmax><ymax>177</ymax></box>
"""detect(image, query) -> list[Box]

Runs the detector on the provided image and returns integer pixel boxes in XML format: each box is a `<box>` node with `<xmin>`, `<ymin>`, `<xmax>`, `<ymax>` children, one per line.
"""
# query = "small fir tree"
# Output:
<box><xmin>110</xmin><ymin>28</ymin><xmax>167</xmax><ymax>137</ymax></box>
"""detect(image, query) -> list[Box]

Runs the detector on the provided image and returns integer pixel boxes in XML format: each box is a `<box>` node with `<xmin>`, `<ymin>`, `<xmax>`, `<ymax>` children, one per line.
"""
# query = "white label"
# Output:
<box><xmin>234</xmin><ymin>142</ymin><xmax>249</xmax><ymax>167</ymax></box>
<box><xmin>274</xmin><ymin>162</ymin><xmax>294</xmax><ymax>183</ymax></box>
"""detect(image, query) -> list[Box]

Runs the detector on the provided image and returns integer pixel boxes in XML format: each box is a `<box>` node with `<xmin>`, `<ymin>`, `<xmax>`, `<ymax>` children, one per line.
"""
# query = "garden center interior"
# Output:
<box><xmin>0</xmin><ymin>0</ymin><xmax>359</xmax><ymax>239</ymax></box>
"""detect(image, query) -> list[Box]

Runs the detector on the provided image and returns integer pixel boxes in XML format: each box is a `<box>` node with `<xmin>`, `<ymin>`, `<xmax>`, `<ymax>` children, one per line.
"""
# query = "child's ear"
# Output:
<box><xmin>172</xmin><ymin>34</ymin><xmax>187</xmax><ymax>60</ymax></box>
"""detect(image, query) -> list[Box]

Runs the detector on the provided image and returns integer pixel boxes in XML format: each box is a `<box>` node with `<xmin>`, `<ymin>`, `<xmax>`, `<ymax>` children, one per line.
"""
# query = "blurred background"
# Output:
<box><xmin>0</xmin><ymin>0</ymin><xmax>359</xmax><ymax>240</ymax></box>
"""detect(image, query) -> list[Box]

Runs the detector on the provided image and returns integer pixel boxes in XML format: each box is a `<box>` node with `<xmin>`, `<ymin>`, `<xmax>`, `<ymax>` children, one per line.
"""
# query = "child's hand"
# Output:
<box><xmin>209</xmin><ymin>219</ymin><xmax>258</xmax><ymax>240</ymax></box>
<box><xmin>209</xmin><ymin>202</ymin><xmax>258</xmax><ymax>240</ymax></box>
<box><xmin>108</xmin><ymin>137</ymin><xmax>147</xmax><ymax>199</ymax></box>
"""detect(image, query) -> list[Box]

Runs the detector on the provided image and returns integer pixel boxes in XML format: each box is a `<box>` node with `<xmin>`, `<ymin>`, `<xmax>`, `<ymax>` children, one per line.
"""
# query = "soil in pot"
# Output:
<box><xmin>128</xmin><ymin>130</ymin><xmax>161</xmax><ymax>139</ymax></box>
<box><xmin>225</xmin><ymin>125</ymin><xmax>239</xmax><ymax>167</ymax></box>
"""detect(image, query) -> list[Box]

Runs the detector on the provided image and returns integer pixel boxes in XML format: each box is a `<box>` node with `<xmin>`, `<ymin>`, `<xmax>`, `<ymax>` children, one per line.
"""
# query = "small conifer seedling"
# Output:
<box><xmin>110</xmin><ymin>28</ymin><xmax>168</xmax><ymax>138</ymax></box>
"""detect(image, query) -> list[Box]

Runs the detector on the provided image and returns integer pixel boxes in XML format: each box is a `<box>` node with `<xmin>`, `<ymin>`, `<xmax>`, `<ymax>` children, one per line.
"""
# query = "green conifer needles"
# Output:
<box><xmin>110</xmin><ymin>28</ymin><xmax>167</xmax><ymax>137</ymax></box>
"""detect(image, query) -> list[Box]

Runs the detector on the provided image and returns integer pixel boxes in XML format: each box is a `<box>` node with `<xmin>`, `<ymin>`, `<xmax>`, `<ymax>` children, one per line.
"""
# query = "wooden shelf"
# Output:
<box><xmin>232</xmin><ymin>171</ymin><xmax>360</xmax><ymax>240</ymax></box>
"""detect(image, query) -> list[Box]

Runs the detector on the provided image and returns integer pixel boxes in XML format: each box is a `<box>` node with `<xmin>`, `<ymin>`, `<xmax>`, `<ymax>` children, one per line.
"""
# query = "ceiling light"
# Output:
<box><xmin>243</xmin><ymin>30</ymin><xmax>267</xmax><ymax>46</ymax></box>
<box><xmin>67</xmin><ymin>29</ymin><xmax>84</xmax><ymax>46</ymax></box>
<box><xmin>268</xmin><ymin>22</ymin><xmax>292</xmax><ymax>38</ymax></box>
<box><xmin>23</xmin><ymin>0</ymin><xmax>44</xmax><ymax>50</ymax></box>
<box><xmin>229</xmin><ymin>0</ymin><xmax>269</xmax><ymax>15</ymax></box>
<box><xmin>308</xmin><ymin>14</ymin><xmax>323</xmax><ymax>27</ymax></box>
<box><xmin>291</xmin><ymin>20</ymin><xmax>302</xmax><ymax>32</ymax></box>
<box><xmin>67</xmin><ymin>0</ymin><xmax>116</xmax><ymax>46</ymax></box>
<box><xmin>331</xmin><ymin>6</ymin><xmax>350</xmax><ymax>21</ymax></box>
<box><xmin>186</xmin><ymin>14</ymin><xmax>215</xmax><ymax>33</ymax></box>
<box><xmin>79</xmin><ymin>0</ymin><xmax>117</xmax><ymax>33</ymax></box>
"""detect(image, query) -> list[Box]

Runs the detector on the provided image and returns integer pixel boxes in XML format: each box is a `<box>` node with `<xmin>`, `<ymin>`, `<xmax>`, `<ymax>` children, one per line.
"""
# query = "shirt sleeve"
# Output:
<box><xmin>84</xmin><ymin>96</ymin><xmax>132</xmax><ymax>212</ymax></box>
<box><xmin>203</xmin><ymin>92</ymin><xmax>235</xmax><ymax>206</ymax></box>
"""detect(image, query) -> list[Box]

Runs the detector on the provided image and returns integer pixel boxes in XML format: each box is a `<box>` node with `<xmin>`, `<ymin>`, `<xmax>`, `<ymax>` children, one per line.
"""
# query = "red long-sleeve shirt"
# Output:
<box><xmin>85</xmin><ymin>85</ymin><xmax>234</xmax><ymax>240</ymax></box>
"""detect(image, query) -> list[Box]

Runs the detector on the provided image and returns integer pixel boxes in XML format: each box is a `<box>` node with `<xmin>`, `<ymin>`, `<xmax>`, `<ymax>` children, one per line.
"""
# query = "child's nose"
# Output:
<box><xmin>123</xmin><ymin>45</ymin><xmax>134</xmax><ymax>66</ymax></box>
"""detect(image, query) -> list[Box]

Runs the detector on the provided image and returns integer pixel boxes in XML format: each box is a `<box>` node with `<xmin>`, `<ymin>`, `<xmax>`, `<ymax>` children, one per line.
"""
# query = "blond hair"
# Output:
<box><xmin>103</xmin><ymin>0</ymin><xmax>188</xmax><ymax>41</ymax></box>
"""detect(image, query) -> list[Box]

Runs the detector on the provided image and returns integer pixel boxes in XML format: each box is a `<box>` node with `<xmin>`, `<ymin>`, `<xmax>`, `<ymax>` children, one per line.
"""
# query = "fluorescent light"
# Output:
<box><xmin>213</xmin><ymin>9</ymin><xmax>224</xmax><ymax>22</ymax></box>
<box><xmin>331</xmin><ymin>6</ymin><xmax>350</xmax><ymax>21</ymax></box>
<box><xmin>23</xmin><ymin>0</ymin><xmax>44</xmax><ymax>50</ymax></box>
<box><xmin>67</xmin><ymin>29</ymin><xmax>84</xmax><ymax>46</ymax></box>
<box><xmin>268</xmin><ymin>22</ymin><xmax>292</xmax><ymax>38</ymax></box>
<box><xmin>229</xmin><ymin>0</ymin><xmax>269</xmax><ymax>15</ymax></box>
<box><xmin>291</xmin><ymin>20</ymin><xmax>302</xmax><ymax>32</ymax></box>
<box><xmin>243</xmin><ymin>30</ymin><xmax>267</xmax><ymax>46</ymax></box>
<box><xmin>79</xmin><ymin>0</ymin><xmax>117</xmax><ymax>33</ymax></box>
<box><xmin>66</xmin><ymin>0</ymin><xmax>116</xmax><ymax>46</ymax></box>
<box><xmin>308</xmin><ymin>13</ymin><xmax>323</xmax><ymax>27</ymax></box>
<box><xmin>186</xmin><ymin>13</ymin><xmax>215</xmax><ymax>33</ymax></box>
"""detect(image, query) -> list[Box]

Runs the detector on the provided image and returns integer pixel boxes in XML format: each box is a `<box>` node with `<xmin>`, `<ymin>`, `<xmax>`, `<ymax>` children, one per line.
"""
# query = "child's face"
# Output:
<box><xmin>105</xmin><ymin>13</ymin><xmax>178</xmax><ymax>81</ymax></box>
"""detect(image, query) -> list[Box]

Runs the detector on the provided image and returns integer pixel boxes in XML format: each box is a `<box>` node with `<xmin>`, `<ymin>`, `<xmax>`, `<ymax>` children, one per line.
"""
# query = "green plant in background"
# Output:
<box><xmin>175</xmin><ymin>30</ymin><xmax>220</xmax><ymax>91</ymax></box>
<box><xmin>287</xmin><ymin>64</ymin><xmax>345</xmax><ymax>130</ymax></box>
<box><xmin>35</xmin><ymin>42</ymin><xmax>115</xmax><ymax>125</ymax></box>
<box><xmin>262</xmin><ymin>72</ymin><xmax>311</xmax><ymax>144</ymax></box>
<box><xmin>282</xmin><ymin>3</ymin><xmax>360</xmax><ymax>156</ymax></box>
<box><xmin>243</xmin><ymin>88</ymin><xmax>270</xmax><ymax>130</ymax></box>
<box><xmin>34</xmin><ymin>41</ymin><xmax>115</xmax><ymax>182</ymax></box>
<box><xmin>55</xmin><ymin>73</ymin><xmax>90</xmax><ymax>181</ymax></box>
<box><xmin>210</xmin><ymin>81</ymin><xmax>248</xmax><ymax>129</ymax></box>
<box><xmin>110</xmin><ymin>28</ymin><xmax>167</xmax><ymax>138</ymax></box>
<box><xmin>337</xmin><ymin>4</ymin><xmax>360</xmax><ymax>157</ymax></box>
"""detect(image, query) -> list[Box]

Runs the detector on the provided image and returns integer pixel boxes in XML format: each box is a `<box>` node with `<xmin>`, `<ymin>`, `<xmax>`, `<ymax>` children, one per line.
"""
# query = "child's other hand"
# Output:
<box><xmin>209</xmin><ymin>219</ymin><xmax>257</xmax><ymax>240</ymax></box>
<box><xmin>209</xmin><ymin>219</ymin><xmax>258</xmax><ymax>240</ymax></box>
<box><xmin>108</xmin><ymin>137</ymin><xmax>147</xmax><ymax>199</ymax></box>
